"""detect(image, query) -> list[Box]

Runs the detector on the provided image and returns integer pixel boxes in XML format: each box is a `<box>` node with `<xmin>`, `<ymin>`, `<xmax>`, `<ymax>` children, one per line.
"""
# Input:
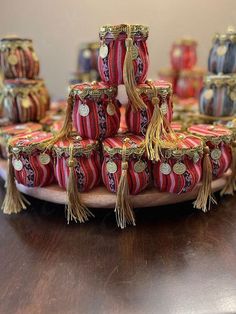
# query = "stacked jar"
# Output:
<box><xmin>199</xmin><ymin>26</ymin><xmax>236</xmax><ymax>119</ymax></box>
<box><xmin>158</xmin><ymin>39</ymin><xmax>205</xmax><ymax>103</ymax></box>
<box><xmin>0</xmin><ymin>36</ymin><xmax>51</xmax><ymax>158</ymax></box>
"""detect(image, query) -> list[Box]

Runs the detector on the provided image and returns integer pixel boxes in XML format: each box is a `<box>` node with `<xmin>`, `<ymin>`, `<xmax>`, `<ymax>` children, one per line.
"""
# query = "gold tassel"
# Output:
<box><xmin>145</xmin><ymin>81</ymin><xmax>177</xmax><ymax>161</ymax></box>
<box><xmin>43</xmin><ymin>95</ymin><xmax>73</xmax><ymax>149</ymax></box>
<box><xmin>220</xmin><ymin>141</ymin><xmax>236</xmax><ymax>195</ymax></box>
<box><xmin>66</xmin><ymin>143</ymin><xmax>94</xmax><ymax>224</ymax></box>
<box><xmin>123</xmin><ymin>25</ymin><xmax>146</xmax><ymax>111</ymax></box>
<box><xmin>193</xmin><ymin>146</ymin><xmax>217</xmax><ymax>212</ymax></box>
<box><xmin>1</xmin><ymin>154</ymin><xmax>30</xmax><ymax>214</ymax></box>
<box><xmin>115</xmin><ymin>138</ymin><xmax>135</xmax><ymax>229</ymax></box>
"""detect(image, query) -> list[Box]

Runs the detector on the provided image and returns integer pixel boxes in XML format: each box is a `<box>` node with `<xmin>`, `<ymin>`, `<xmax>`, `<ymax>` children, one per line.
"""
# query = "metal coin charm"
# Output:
<box><xmin>99</xmin><ymin>44</ymin><xmax>108</xmax><ymax>59</ymax></box>
<box><xmin>160</xmin><ymin>102</ymin><xmax>168</xmax><ymax>115</ymax></box>
<box><xmin>193</xmin><ymin>152</ymin><xmax>200</xmax><ymax>164</ymax></box>
<box><xmin>106</xmin><ymin>102</ymin><xmax>116</xmax><ymax>116</ymax></box>
<box><xmin>173</xmin><ymin>48</ymin><xmax>182</xmax><ymax>57</ymax></box>
<box><xmin>160</xmin><ymin>162</ymin><xmax>171</xmax><ymax>175</ymax></box>
<box><xmin>211</xmin><ymin>148</ymin><xmax>221</xmax><ymax>160</ymax></box>
<box><xmin>13</xmin><ymin>159</ymin><xmax>23</xmax><ymax>171</ymax></box>
<box><xmin>217</xmin><ymin>45</ymin><xmax>227</xmax><ymax>56</ymax></box>
<box><xmin>22</xmin><ymin>97</ymin><xmax>31</xmax><ymax>109</ymax></box>
<box><xmin>7</xmin><ymin>53</ymin><xmax>18</xmax><ymax>65</ymax></box>
<box><xmin>78</xmin><ymin>103</ymin><xmax>90</xmax><ymax>117</ymax></box>
<box><xmin>39</xmin><ymin>153</ymin><xmax>51</xmax><ymax>165</ymax></box>
<box><xmin>83</xmin><ymin>49</ymin><xmax>92</xmax><ymax>59</ymax></box>
<box><xmin>32</xmin><ymin>52</ymin><xmax>39</xmax><ymax>62</ymax></box>
<box><xmin>230</xmin><ymin>90</ymin><xmax>236</xmax><ymax>101</ymax></box>
<box><xmin>134</xmin><ymin>160</ymin><xmax>146</xmax><ymax>173</ymax></box>
<box><xmin>204</xmin><ymin>89</ymin><xmax>214</xmax><ymax>100</ymax></box>
<box><xmin>173</xmin><ymin>162</ymin><xmax>186</xmax><ymax>175</ymax></box>
<box><xmin>106</xmin><ymin>161</ymin><xmax>117</xmax><ymax>174</ymax></box>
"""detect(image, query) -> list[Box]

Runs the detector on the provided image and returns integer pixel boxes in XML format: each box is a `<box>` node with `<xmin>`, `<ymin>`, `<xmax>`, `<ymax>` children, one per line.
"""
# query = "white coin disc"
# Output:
<box><xmin>106</xmin><ymin>161</ymin><xmax>117</xmax><ymax>174</ymax></box>
<box><xmin>78</xmin><ymin>103</ymin><xmax>90</xmax><ymax>117</ymax></box>
<box><xmin>160</xmin><ymin>162</ymin><xmax>172</xmax><ymax>175</ymax></box>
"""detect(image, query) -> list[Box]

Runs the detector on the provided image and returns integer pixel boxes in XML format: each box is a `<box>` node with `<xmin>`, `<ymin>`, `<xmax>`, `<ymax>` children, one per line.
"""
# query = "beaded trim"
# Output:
<box><xmin>204</xmin><ymin>75</ymin><xmax>236</xmax><ymax>87</ymax></box>
<box><xmin>99</xmin><ymin>24</ymin><xmax>149</xmax><ymax>39</ymax></box>
<box><xmin>0</xmin><ymin>38</ymin><xmax>33</xmax><ymax>51</ymax></box>
<box><xmin>70</xmin><ymin>84</ymin><xmax>117</xmax><ymax>100</ymax></box>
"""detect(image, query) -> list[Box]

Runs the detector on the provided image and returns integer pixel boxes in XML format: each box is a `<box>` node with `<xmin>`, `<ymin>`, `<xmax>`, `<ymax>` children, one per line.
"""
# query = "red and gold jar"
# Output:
<box><xmin>0</xmin><ymin>122</ymin><xmax>42</xmax><ymax>159</ymax></box>
<box><xmin>70</xmin><ymin>82</ymin><xmax>120</xmax><ymax>140</ymax></box>
<box><xmin>188</xmin><ymin>124</ymin><xmax>232</xmax><ymax>178</ymax></box>
<box><xmin>53</xmin><ymin>135</ymin><xmax>101</xmax><ymax>191</ymax></box>
<box><xmin>175</xmin><ymin>68</ymin><xmax>205</xmax><ymax>99</ymax></box>
<box><xmin>52</xmin><ymin>135</ymin><xmax>101</xmax><ymax>223</ymax></box>
<box><xmin>158</xmin><ymin>68</ymin><xmax>178</xmax><ymax>92</ymax></box>
<box><xmin>2</xmin><ymin>79</ymin><xmax>49</xmax><ymax>123</ymax></box>
<box><xmin>170</xmin><ymin>38</ymin><xmax>197</xmax><ymax>71</ymax></box>
<box><xmin>102</xmin><ymin>134</ymin><xmax>151</xmax><ymax>228</ymax></box>
<box><xmin>98</xmin><ymin>24</ymin><xmax>149</xmax><ymax>85</ymax></box>
<box><xmin>8</xmin><ymin>131</ymin><xmax>54</xmax><ymax>187</ymax></box>
<box><xmin>0</xmin><ymin>37</ymin><xmax>39</xmax><ymax>79</ymax></box>
<box><xmin>102</xmin><ymin>134</ymin><xmax>150</xmax><ymax>195</ymax></box>
<box><xmin>153</xmin><ymin>133</ymin><xmax>203</xmax><ymax>194</ymax></box>
<box><xmin>126</xmin><ymin>80</ymin><xmax>173</xmax><ymax>136</ymax></box>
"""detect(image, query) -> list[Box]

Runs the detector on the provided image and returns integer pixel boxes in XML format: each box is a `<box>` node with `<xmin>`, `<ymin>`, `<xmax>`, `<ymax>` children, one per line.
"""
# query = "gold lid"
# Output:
<box><xmin>0</xmin><ymin>37</ymin><xmax>33</xmax><ymax>50</ymax></box>
<box><xmin>70</xmin><ymin>82</ymin><xmax>117</xmax><ymax>100</ymax></box>
<box><xmin>213</xmin><ymin>26</ymin><xmax>236</xmax><ymax>43</ymax></box>
<box><xmin>137</xmin><ymin>79</ymin><xmax>173</xmax><ymax>97</ymax></box>
<box><xmin>2</xmin><ymin>79</ymin><xmax>46</xmax><ymax>96</ymax></box>
<box><xmin>99</xmin><ymin>24</ymin><xmax>149</xmax><ymax>39</ymax></box>
<box><xmin>52</xmin><ymin>135</ymin><xmax>100</xmax><ymax>157</ymax></box>
<box><xmin>204</xmin><ymin>74</ymin><xmax>236</xmax><ymax>87</ymax></box>
<box><xmin>174</xmin><ymin>38</ymin><xmax>197</xmax><ymax>46</ymax></box>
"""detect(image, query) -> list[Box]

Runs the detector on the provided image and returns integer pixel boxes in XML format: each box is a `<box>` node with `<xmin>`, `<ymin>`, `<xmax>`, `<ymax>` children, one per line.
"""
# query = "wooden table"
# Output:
<box><xmin>0</xmin><ymin>179</ymin><xmax>236</xmax><ymax>314</ymax></box>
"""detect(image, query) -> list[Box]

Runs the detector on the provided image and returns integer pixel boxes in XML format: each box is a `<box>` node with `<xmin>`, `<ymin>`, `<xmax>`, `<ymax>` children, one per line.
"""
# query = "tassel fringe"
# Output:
<box><xmin>145</xmin><ymin>82</ymin><xmax>177</xmax><ymax>161</ymax></box>
<box><xmin>220</xmin><ymin>141</ymin><xmax>236</xmax><ymax>195</ymax></box>
<box><xmin>66</xmin><ymin>144</ymin><xmax>94</xmax><ymax>223</ymax></box>
<box><xmin>193</xmin><ymin>146</ymin><xmax>217</xmax><ymax>212</ymax></box>
<box><xmin>1</xmin><ymin>154</ymin><xmax>30</xmax><ymax>214</ymax></box>
<box><xmin>43</xmin><ymin>95</ymin><xmax>73</xmax><ymax>149</ymax></box>
<box><xmin>123</xmin><ymin>26</ymin><xmax>146</xmax><ymax>111</ymax></box>
<box><xmin>115</xmin><ymin>138</ymin><xmax>135</xmax><ymax>229</ymax></box>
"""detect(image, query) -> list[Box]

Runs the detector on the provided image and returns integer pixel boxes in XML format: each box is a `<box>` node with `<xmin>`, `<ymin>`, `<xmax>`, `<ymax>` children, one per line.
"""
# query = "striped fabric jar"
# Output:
<box><xmin>102</xmin><ymin>134</ymin><xmax>150</xmax><ymax>195</ymax></box>
<box><xmin>71</xmin><ymin>82</ymin><xmax>120</xmax><ymax>140</ymax></box>
<box><xmin>188</xmin><ymin>124</ymin><xmax>232</xmax><ymax>178</ymax></box>
<box><xmin>175</xmin><ymin>68</ymin><xmax>205</xmax><ymax>99</ymax></box>
<box><xmin>0</xmin><ymin>122</ymin><xmax>42</xmax><ymax>159</ymax></box>
<box><xmin>158</xmin><ymin>68</ymin><xmax>178</xmax><ymax>93</ymax></box>
<box><xmin>208</xmin><ymin>27</ymin><xmax>236</xmax><ymax>74</ymax></box>
<box><xmin>2</xmin><ymin>79</ymin><xmax>49</xmax><ymax>123</ymax></box>
<box><xmin>199</xmin><ymin>75</ymin><xmax>236</xmax><ymax>117</ymax></box>
<box><xmin>9</xmin><ymin>131</ymin><xmax>54</xmax><ymax>187</ymax></box>
<box><xmin>98</xmin><ymin>24</ymin><xmax>149</xmax><ymax>85</ymax></box>
<box><xmin>170</xmin><ymin>38</ymin><xmax>197</xmax><ymax>71</ymax></box>
<box><xmin>52</xmin><ymin>136</ymin><xmax>101</xmax><ymax>191</ymax></box>
<box><xmin>0</xmin><ymin>37</ymin><xmax>39</xmax><ymax>79</ymax></box>
<box><xmin>153</xmin><ymin>133</ymin><xmax>203</xmax><ymax>194</ymax></box>
<box><xmin>125</xmin><ymin>80</ymin><xmax>173</xmax><ymax>135</ymax></box>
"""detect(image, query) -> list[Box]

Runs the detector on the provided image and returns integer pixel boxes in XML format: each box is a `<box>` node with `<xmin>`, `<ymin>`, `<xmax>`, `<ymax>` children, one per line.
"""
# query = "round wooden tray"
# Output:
<box><xmin>0</xmin><ymin>159</ymin><xmax>231</xmax><ymax>208</ymax></box>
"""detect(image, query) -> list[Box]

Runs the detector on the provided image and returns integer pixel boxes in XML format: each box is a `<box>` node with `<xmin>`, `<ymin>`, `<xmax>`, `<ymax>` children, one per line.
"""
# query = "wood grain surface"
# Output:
<box><xmin>1</xmin><ymin>178</ymin><xmax>236</xmax><ymax>313</ymax></box>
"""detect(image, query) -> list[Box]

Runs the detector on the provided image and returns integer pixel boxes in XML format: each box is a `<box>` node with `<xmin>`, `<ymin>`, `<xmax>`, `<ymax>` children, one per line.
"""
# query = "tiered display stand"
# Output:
<box><xmin>0</xmin><ymin>159</ymin><xmax>230</xmax><ymax>208</ymax></box>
